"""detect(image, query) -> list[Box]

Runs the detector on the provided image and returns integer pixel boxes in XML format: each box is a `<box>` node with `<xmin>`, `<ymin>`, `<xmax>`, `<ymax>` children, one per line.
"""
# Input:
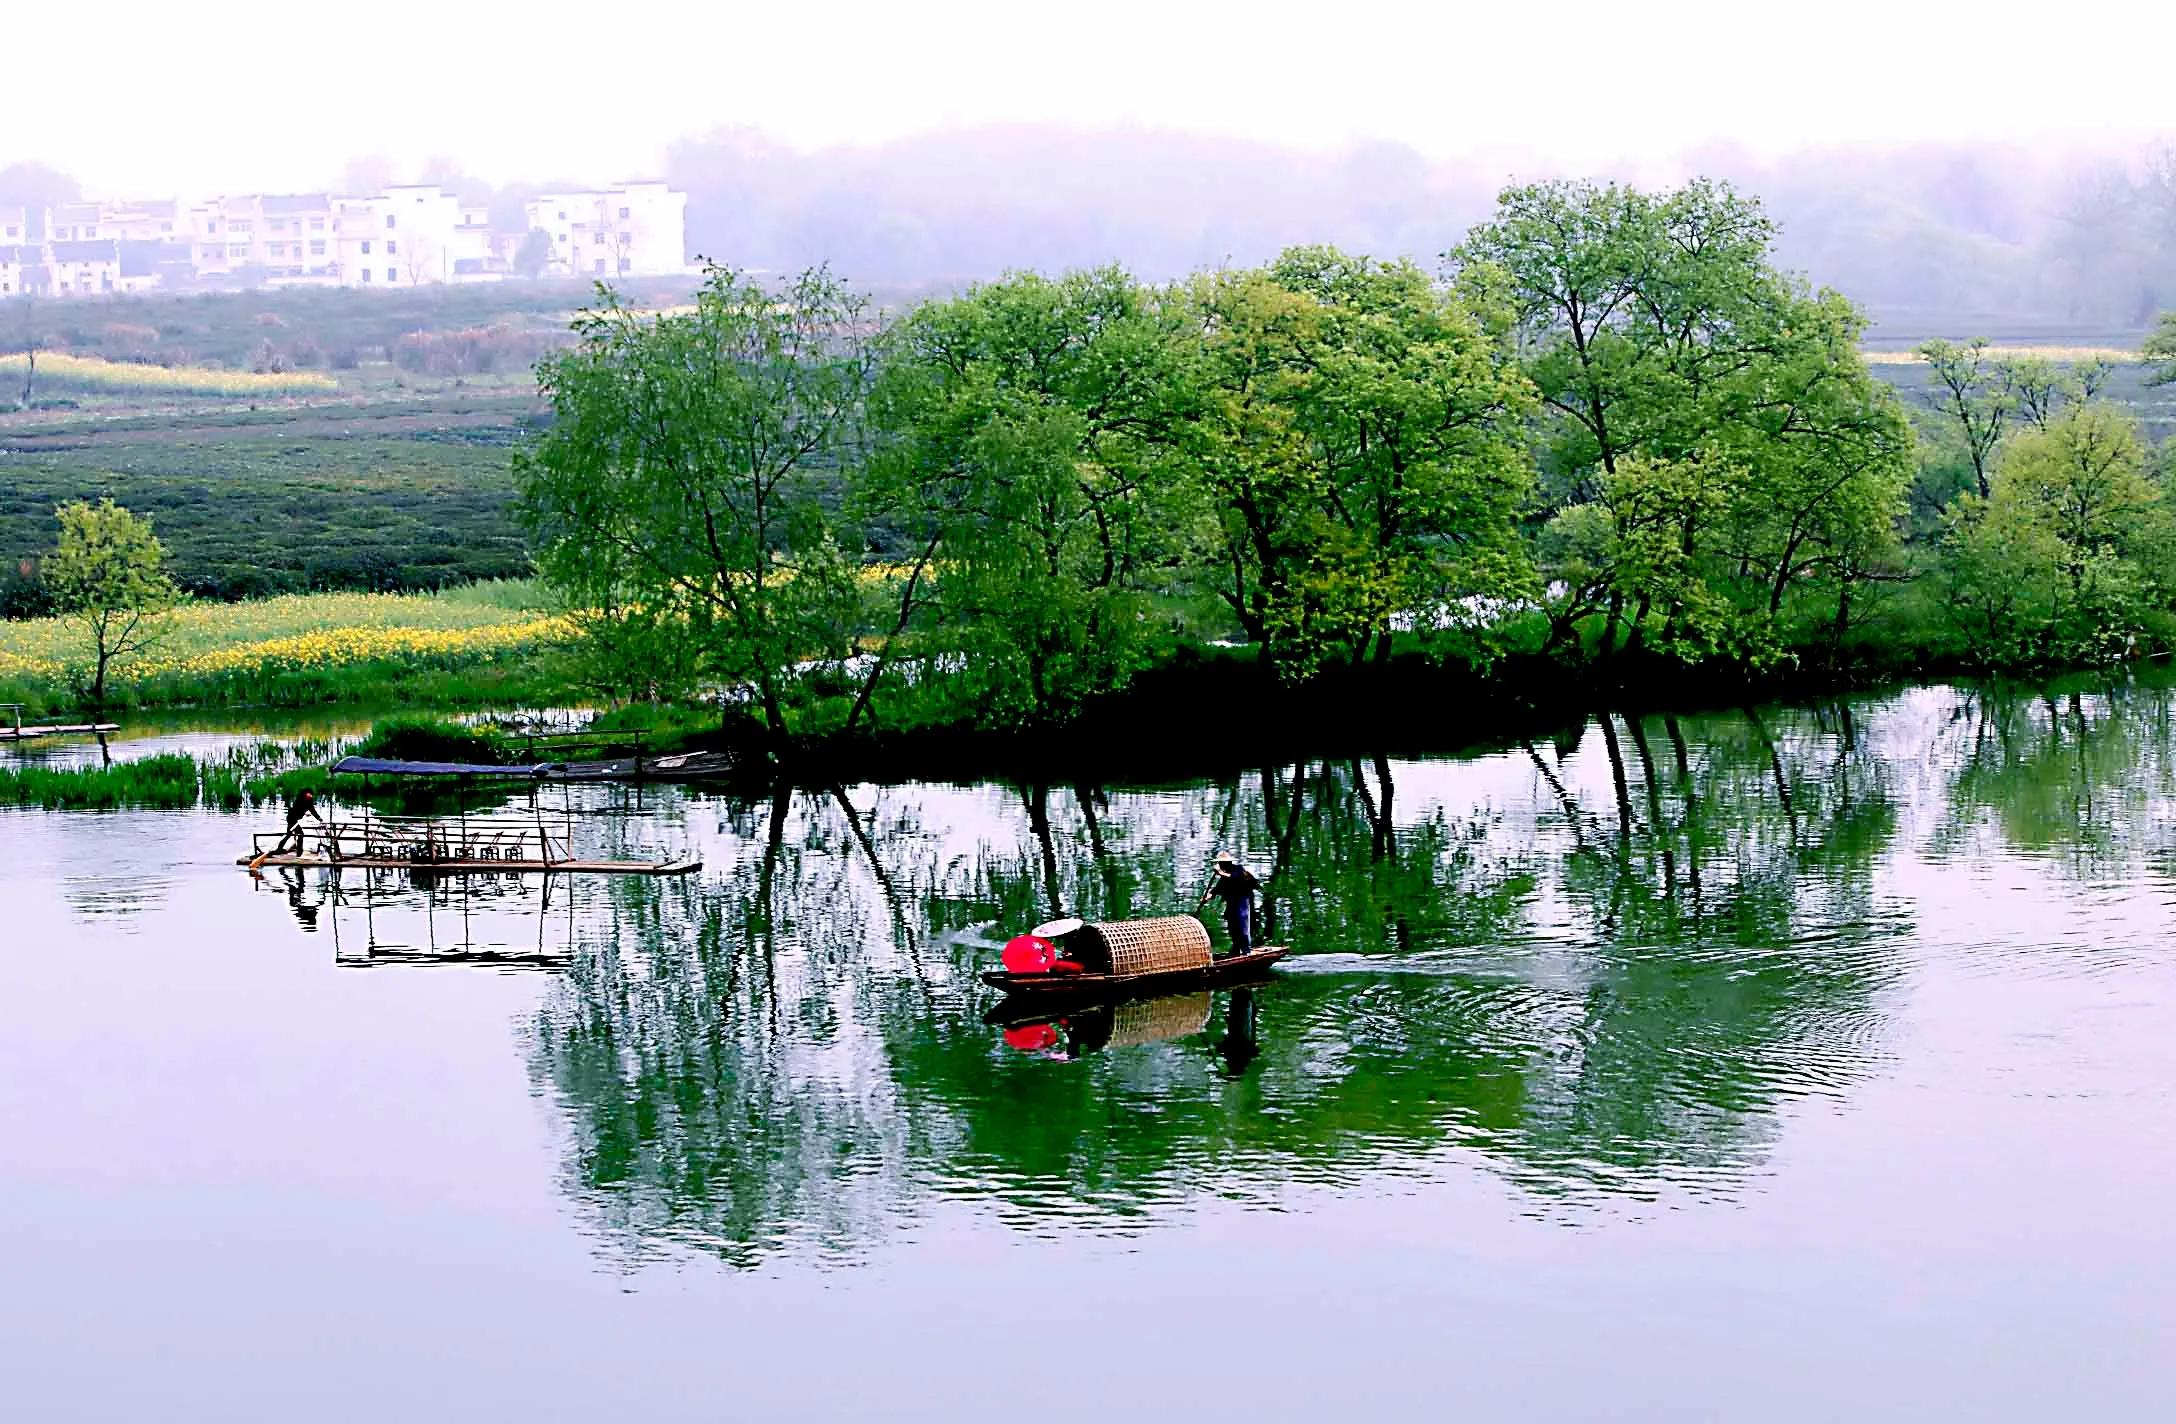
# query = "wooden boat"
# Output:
<box><xmin>980</xmin><ymin>913</ymin><xmax>1287</xmax><ymax>998</ymax></box>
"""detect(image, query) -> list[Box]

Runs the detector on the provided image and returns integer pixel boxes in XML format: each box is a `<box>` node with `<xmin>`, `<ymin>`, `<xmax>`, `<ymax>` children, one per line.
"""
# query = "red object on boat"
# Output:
<box><xmin>1002</xmin><ymin>934</ymin><xmax>1057</xmax><ymax>975</ymax></box>
<box><xmin>1004</xmin><ymin>1023</ymin><xmax>1060</xmax><ymax>1052</ymax></box>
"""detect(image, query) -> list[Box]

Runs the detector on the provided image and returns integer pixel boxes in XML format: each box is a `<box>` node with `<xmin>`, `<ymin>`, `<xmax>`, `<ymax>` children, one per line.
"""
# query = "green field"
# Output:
<box><xmin>0</xmin><ymin>394</ymin><xmax>540</xmax><ymax>605</ymax></box>
<box><xmin>0</xmin><ymin>277</ymin><xmax>698</xmax><ymax>377</ymax></box>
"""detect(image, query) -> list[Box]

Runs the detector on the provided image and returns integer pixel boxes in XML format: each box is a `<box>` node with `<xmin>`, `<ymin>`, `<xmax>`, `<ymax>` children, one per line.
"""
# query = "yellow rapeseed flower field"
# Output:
<box><xmin>0</xmin><ymin>352</ymin><xmax>337</xmax><ymax>397</ymax></box>
<box><xmin>0</xmin><ymin>584</ymin><xmax>572</xmax><ymax>692</ymax></box>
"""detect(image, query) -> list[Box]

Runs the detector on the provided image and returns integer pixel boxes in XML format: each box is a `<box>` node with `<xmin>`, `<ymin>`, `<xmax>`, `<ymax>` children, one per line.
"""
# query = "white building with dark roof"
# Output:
<box><xmin>48</xmin><ymin>239</ymin><xmax>120</xmax><ymax>296</ymax></box>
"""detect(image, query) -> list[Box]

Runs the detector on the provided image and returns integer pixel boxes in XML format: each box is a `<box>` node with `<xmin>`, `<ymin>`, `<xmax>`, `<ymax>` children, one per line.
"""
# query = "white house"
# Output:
<box><xmin>334</xmin><ymin>184</ymin><xmax>463</xmax><ymax>287</ymax></box>
<box><xmin>524</xmin><ymin>181</ymin><xmax>686</xmax><ymax>280</ymax></box>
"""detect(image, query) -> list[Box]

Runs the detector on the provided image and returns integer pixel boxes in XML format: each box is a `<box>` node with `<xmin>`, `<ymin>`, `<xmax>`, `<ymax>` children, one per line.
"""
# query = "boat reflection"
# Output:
<box><xmin>988</xmin><ymin>989</ymin><xmax>1216</xmax><ymax>1059</ymax></box>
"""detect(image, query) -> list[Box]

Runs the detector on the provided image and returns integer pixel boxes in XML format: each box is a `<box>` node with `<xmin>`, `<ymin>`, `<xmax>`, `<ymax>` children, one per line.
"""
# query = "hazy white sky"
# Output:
<box><xmin>12</xmin><ymin>0</ymin><xmax>2170</xmax><ymax>194</ymax></box>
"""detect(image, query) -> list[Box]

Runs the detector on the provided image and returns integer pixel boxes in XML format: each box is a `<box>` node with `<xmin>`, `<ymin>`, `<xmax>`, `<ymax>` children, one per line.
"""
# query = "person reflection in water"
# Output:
<box><xmin>1217</xmin><ymin>986</ymin><xmax>1261</xmax><ymax>1077</ymax></box>
<box><xmin>1197</xmin><ymin>851</ymin><xmax>1261</xmax><ymax>957</ymax></box>
<box><xmin>279</xmin><ymin>868</ymin><xmax>320</xmax><ymax>931</ymax></box>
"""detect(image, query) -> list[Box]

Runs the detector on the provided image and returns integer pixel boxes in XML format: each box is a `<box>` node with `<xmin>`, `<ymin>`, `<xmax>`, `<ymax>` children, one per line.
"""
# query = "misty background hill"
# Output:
<box><xmin>8</xmin><ymin>126</ymin><xmax>2174</xmax><ymax>337</ymax></box>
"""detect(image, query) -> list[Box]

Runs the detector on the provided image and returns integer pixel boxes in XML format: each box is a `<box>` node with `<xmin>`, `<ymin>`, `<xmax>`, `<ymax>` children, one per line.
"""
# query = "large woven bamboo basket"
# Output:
<box><xmin>1106</xmin><ymin>992</ymin><xmax>1213</xmax><ymax>1048</ymax></box>
<box><xmin>1081</xmin><ymin>915</ymin><xmax>1212</xmax><ymax>977</ymax></box>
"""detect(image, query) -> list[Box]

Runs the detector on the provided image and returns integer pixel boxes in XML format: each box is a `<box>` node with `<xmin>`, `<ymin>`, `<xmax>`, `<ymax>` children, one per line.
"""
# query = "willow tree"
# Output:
<box><xmin>867</xmin><ymin>267</ymin><xmax>1197</xmax><ymax>727</ymax></box>
<box><xmin>1186</xmin><ymin>246</ymin><xmax>1534</xmax><ymax>681</ymax></box>
<box><xmin>516</xmin><ymin>265</ymin><xmax>876</xmax><ymax>733</ymax></box>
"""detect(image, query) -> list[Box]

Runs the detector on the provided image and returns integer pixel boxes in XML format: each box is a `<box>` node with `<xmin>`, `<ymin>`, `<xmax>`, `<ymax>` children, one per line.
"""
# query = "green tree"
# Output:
<box><xmin>1454</xmin><ymin>181</ymin><xmax>1910</xmax><ymax>660</ymax></box>
<box><xmin>2145</xmin><ymin>312</ymin><xmax>2176</xmax><ymax>387</ymax></box>
<box><xmin>46</xmin><ymin>499</ymin><xmax>180</xmax><ymax>706</ymax></box>
<box><xmin>868</xmin><ymin>267</ymin><xmax>1195</xmax><ymax>725</ymax></box>
<box><xmin>1914</xmin><ymin>338</ymin><xmax>2011</xmax><ymax>498</ymax></box>
<box><xmin>512</xmin><ymin>229</ymin><xmax>553</xmax><ymax>279</ymax></box>
<box><xmin>1187</xmin><ymin>247</ymin><xmax>1534</xmax><ymax>680</ymax></box>
<box><xmin>515</xmin><ymin>265</ymin><xmax>875</xmax><ymax>735</ymax></box>
<box><xmin>1943</xmin><ymin>403</ymin><xmax>2160</xmax><ymax>662</ymax></box>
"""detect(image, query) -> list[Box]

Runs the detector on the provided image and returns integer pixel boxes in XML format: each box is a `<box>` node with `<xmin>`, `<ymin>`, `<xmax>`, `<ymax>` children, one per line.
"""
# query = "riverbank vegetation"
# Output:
<box><xmin>517</xmin><ymin>178</ymin><xmax>2176</xmax><ymax>759</ymax></box>
<box><xmin>0</xmin><ymin>741</ymin><xmax>329</xmax><ymax>811</ymax></box>
<box><xmin>0</xmin><ymin>581</ymin><xmax>576</xmax><ymax>715</ymax></box>
<box><xmin>8</xmin><ymin>177</ymin><xmax>2176</xmax><ymax>748</ymax></box>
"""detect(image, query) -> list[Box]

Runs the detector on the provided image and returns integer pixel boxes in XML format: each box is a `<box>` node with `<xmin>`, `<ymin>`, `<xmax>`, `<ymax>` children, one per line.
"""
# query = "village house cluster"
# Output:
<box><xmin>0</xmin><ymin>182</ymin><xmax>687</xmax><ymax>299</ymax></box>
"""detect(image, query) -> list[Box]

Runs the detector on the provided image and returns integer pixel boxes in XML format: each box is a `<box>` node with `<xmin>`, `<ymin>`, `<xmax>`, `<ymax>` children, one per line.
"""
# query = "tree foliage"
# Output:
<box><xmin>1454</xmin><ymin>180</ymin><xmax>1912</xmax><ymax>665</ymax></box>
<box><xmin>47</xmin><ymin>499</ymin><xmax>180</xmax><ymax>705</ymax></box>
<box><xmin>1942</xmin><ymin>403</ymin><xmax>2164</xmax><ymax>663</ymax></box>
<box><xmin>2146</xmin><ymin>312</ymin><xmax>2176</xmax><ymax>387</ymax></box>
<box><xmin>1186</xmin><ymin>247</ymin><xmax>1535</xmax><ymax>680</ymax></box>
<box><xmin>869</xmin><ymin>267</ymin><xmax>1195</xmax><ymax>724</ymax></box>
<box><xmin>516</xmin><ymin>264</ymin><xmax>875</xmax><ymax>733</ymax></box>
<box><xmin>508</xmin><ymin>185</ymin><xmax>2176</xmax><ymax>738</ymax></box>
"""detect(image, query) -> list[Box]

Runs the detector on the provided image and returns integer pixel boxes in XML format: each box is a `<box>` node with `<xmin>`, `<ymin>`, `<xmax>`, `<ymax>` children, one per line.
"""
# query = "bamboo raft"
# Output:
<box><xmin>981</xmin><ymin>914</ymin><xmax>1287</xmax><ymax>999</ymax></box>
<box><xmin>238</xmin><ymin>811</ymin><xmax>698</xmax><ymax>876</ymax></box>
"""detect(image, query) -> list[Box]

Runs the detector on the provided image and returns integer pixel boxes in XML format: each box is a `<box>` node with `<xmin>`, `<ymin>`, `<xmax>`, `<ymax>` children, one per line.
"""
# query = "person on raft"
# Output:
<box><xmin>1197</xmin><ymin>851</ymin><xmax>1262</xmax><ymax>957</ymax></box>
<box><xmin>271</xmin><ymin>787</ymin><xmax>325</xmax><ymax>857</ymax></box>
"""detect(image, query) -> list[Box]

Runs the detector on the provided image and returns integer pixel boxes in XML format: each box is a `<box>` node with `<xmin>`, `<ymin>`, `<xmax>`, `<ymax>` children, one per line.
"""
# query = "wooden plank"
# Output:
<box><xmin>0</xmin><ymin>722</ymin><xmax>121</xmax><ymax>741</ymax></box>
<box><xmin>237</xmin><ymin>854</ymin><xmax>701</xmax><ymax>876</ymax></box>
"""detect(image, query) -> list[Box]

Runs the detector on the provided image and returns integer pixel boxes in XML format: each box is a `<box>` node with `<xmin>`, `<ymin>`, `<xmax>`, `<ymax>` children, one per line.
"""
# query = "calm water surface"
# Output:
<box><xmin>4</xmin><ymin>679</ymin><xmax>2175</xmax><ymax>1419</ymax></box>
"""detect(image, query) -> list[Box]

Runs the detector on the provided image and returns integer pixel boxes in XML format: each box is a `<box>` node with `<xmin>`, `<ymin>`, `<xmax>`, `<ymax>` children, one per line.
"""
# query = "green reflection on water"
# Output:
<box><xmin>513</xmin><ymin>683</ymin><xmax>2014</xmax><ymax>1267</ymax></box>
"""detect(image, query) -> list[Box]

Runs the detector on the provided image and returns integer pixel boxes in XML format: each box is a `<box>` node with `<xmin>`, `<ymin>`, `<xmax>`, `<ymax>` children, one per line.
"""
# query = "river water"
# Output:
<box><xmin>4</xmin><ymin>677</ymin><xmax>2174</xmax><ymax>1419</ymax></box>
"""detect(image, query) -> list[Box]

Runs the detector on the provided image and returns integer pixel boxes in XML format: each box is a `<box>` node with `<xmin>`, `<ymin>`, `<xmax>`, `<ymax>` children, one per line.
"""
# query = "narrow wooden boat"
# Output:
<box><xmin>982</xmin><ymin>945</ymin><xmax>1286</xmax><ymax>997</ymax></box>
<box><xmin>982</xmin><ymin>913</ymin><xmax>1286</xmax><ymax>998</ymax></box>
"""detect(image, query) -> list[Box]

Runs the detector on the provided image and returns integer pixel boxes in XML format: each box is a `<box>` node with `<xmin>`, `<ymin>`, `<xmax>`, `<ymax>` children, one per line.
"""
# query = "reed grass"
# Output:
<box><xmin>2</xmin><ymin>739</ymin><xmax>347</xmax><ymax>811</ymax></box>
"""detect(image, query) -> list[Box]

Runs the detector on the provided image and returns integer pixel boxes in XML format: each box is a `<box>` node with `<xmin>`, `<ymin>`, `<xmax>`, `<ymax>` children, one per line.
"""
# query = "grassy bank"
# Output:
<box><xmin>0</xmin><ymin>719</ymin><xmax>533</xmax><ymax>812</ymax></box>
<box><xmin>0</xmin><ymin>746</ymin><xmax>326</xmax><ymax>811</ymax></box>
<box><xmin>0</xmin><ymin>583</ymin><xmax>583</xmax><ymax>716</ymax></box>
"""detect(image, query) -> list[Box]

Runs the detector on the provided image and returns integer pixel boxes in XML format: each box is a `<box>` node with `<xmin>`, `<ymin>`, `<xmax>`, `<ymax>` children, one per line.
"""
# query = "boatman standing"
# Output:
<box><xmin>271</xmin><ymin>786</ymin><xmax>325</xmax><ymax>858</ymax></box>
<box><xmin>1197</xmin><ymin>851</ymin><xmax>1261</xmax><ymax>958</ymax></box>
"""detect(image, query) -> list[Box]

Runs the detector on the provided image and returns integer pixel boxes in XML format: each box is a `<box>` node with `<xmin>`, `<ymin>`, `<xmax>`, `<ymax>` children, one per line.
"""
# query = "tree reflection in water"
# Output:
<box><xmin>512</xmin><ymin>684</ymin><xmax>2031</xmax><ymax>1268</ymax></box>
